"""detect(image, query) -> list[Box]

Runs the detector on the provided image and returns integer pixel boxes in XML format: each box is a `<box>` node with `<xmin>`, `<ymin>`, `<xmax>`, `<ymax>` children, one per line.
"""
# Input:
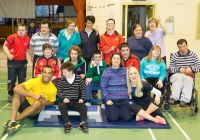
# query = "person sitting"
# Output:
<box><xmin>120</xmin><ymin>43</ymin><xmax>140</xmax><ymax>72</ymax></box>
<box><xmin>3</xmin><ymin>65</ymin><xmax>57</xmax><ymax>135</ymax></box>
<box><xmin>168</xmin><ymin>39</ymin><xmax>200</xmax><ymax>107</ymax></box>
<box><xmin>140</xmin><ymin>46</ymin><xmax>166</xmax><ymax>92</ymax></box>
<box><xmin>101</xmin><ymin>52</ymin><xmax>132</xmax><ymax>122</ymax></box>
<box><xmin>64</xmin><ymin>45</ymin><xmax>86</xmax><ymax>79</ymax></box>
<box><xmin>34</xmin><ymin>43</ymin><xmax>61</xmax><ymax>86</ymax></box>
<box><xmin>85</xmin><ymin>50</ymin><xmax>107</xmax><ymax>106</ymax></box>
<box><xmin>57</xmin><ymin>61</ymin><xmax>88</xmax><ymax>133</ymax></box>
<box><xmin>127</xmin><ymin>66</ymin><xmax>166</xmax><ymax>125</ymax></box>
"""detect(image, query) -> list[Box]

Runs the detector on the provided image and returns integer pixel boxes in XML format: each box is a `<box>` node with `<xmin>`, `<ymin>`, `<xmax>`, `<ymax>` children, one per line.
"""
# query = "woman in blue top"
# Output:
<box><xmin>126</xmin><ymin>24</ymin><xmax>153</xmax><ymax>60</ymax></box>
<box><xmin>56</xmin><ymin>20</ymin><xmax>81</xmax><ymax>63</ymax></box>
<box><xmin>140</xmin><ymin>46</ymin><xmax>166</xmax><ymax>92</ymax></box>
<box><xmin>127</xmin><ymin>66</ymin><xmax>166</xmax><ymax>125</ymax></box>
<box><xmin>101</xmin><ymin>52</ymin><xmax>132</xmax><ymax>122</ymax></box>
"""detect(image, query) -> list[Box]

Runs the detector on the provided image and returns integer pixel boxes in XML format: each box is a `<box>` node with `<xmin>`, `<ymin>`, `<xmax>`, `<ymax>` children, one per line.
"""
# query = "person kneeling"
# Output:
<box><xmin>57</xmin><ymin>61</ymin><xmax>88</xmax><ymax>133</ymax></box>
<box><xmin>127</xmin><ymin>66</ymin><xmax>166</xmax><ymax>125</ymax></box>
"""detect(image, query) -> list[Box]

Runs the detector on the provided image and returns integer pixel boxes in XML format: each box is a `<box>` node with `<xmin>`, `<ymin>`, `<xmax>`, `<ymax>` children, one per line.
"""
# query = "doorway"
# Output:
<box><xmin>121</xmin><ymin>4</ymin><xmax>155</xmax><ymax>40</ymax></box>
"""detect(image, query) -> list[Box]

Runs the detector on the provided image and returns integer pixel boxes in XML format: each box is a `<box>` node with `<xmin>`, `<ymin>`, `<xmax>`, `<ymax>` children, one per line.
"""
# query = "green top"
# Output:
<box><xmin>86</xmin><ymin>60</ymin><xmax>107</xmax><ymax>83</ymax></box>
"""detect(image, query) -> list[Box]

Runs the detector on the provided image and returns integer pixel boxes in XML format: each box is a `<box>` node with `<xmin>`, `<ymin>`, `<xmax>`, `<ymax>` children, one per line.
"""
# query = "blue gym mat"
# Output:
<box><xmin>34</xmin><ymin>107</ymin><xmax>171</xmax><ymax>129</ymax></box>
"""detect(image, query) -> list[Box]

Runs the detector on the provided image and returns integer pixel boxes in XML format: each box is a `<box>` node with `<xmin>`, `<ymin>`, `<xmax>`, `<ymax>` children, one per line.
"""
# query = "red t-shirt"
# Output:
<box><xmin>5</xmin><ymin>33</ymin><xmax>30</xmax><ymax>61</ymax></box>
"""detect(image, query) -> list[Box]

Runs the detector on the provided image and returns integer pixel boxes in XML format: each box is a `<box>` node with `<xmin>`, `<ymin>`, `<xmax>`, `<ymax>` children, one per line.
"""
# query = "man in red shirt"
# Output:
<box><xmin>99</xmin><ymin>19</ymin><xmax>124</xmax><ymax>65</ymax></box>
<box><xmin>120</xmin><ymin>43</ymin><xmax>140</xmax><ymax>72</ymax></box>
<box><xmin>3</xmin><ymin>23</ymin><xmax>31</xmax><ymax>103</ymax></box>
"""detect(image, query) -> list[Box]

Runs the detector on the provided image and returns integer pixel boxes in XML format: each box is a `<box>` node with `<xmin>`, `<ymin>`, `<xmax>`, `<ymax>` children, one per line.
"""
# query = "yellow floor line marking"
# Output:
<box><xmin>0</xmin><ymin>106</ymin><xmax>11</xmax><ymax>109</ymax></box>
<box><xmin>167</xmin><ymin>112</ymin><xmax>191</xmax><ymax>140</ymax></box>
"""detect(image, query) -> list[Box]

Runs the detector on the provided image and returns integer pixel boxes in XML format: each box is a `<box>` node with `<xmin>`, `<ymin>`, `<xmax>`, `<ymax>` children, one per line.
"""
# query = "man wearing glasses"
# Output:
<box><xmin>3</xmin><ymin>23</ymin><xmax>31</xmax><ymax>103</ymax></box>
<box><xmin>99</xmin><ymin>18</ymin><xmax>124</xmax><ymax>65</ymax></box>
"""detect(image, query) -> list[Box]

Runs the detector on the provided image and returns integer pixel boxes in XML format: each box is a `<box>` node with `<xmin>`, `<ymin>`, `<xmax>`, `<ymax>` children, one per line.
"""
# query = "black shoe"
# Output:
<box><xmin>64</xmin><ymin>123</ymin><xmax>72</xmax><ymax>133</ymax></box>
<box><xmin>3</xmin><ymin>120</ymin><xmax>20</xmax><ymax>135</ymax></box>
<box><xmin>168</xmin><ymin>98</ymin><xmax>176</xmax><ymax>105</ymax></box>
<box><xmin>179</xmin><ymin>101</ymin><xmax>187</xmax><ymax>107</ymax></box>
<box><xmin>78</xmin><ymin>122</ymin><xmax>89</xmax><ymax>132</ymax></box>
<box><xmin>8</xmin><ymin>95</ymin><xmax>13</xmax><ymax>103</ymax></box>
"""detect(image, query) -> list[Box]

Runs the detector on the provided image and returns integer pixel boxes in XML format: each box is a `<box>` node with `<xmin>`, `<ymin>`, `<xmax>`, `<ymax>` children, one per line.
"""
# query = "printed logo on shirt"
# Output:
<box><xmin>77</xmin><ymin>67</ymin><xmax>81</xmax><ymax>71</ymax></box>
<box><xmin>139</xmin><ymin>91</ymin><xmax>144</xmax><ymax>97</ymax></box>
<box><xmin>51</xmin><ymin>61</ymin><xmax>56</xmax><ymax>66</ymax></box>
<box><xmin>39</xmin><ymin>62</ymin><xmax>43</xmax><ymax>65</ymax></box>
<box><xmin>24</xmin><ymin>42</ymin><xmax>27</xmax><ymax>46</ymax></box>
<box><xmin>49</xmin><ymin>40</ymin><xmax>53</xmax><ymax>44</ymax></box>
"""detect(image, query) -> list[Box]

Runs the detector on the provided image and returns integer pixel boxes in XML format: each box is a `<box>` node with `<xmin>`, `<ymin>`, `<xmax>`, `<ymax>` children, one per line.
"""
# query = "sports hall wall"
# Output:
<box><xmin>86</xmin><ymin>0</ymin><xmax>200</xmax><ymax>66</ymax></box>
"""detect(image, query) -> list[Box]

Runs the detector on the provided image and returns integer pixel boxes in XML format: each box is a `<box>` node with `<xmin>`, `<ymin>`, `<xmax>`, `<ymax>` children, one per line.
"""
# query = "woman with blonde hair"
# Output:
<box><xmin>56</xmin><ymin>20</ymin><xmax>81</xmax><ymax>63</ymax></box>
<box><xmin>127</xmin><ymin>66</ymin><xmax>166</xmax><ymax>125</ymax></box>
<box><xmin>140</xmin><ymin>46</ymin><xmax>166</xmax><ymax>92</ymax></box>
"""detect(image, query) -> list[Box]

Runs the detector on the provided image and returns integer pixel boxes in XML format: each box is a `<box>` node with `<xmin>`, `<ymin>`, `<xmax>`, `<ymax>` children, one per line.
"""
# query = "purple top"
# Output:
<box><xmin>145</xmin><ymin>28</ymin><xmax>166</xmax><ymax>57</ymax></box>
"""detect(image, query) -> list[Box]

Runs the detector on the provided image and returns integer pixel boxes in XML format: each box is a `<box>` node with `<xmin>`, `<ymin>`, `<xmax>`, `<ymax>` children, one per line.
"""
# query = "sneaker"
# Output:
<box><xmin>154</xmin><ymin>116</ymin><xmax>166</xmax><ymax>125</ymax></box>
<box><xmin>168</xmin><ymin>98</ymin><xmax>176</xmax><ymax>105</ymax></box>
<box><xmin>64</xmin><ymin>123</ymin><xmax>72</xmax><ymax>133</ymax></box>
<box><xmin>135</xmin><ymin>115</ymin><xmax>144</xmax><ymax>121</ymax></box>
<box><xmin>101</xmin><ymin>104</ymin><xmax>105</xmax><ymax>109</ymax></box>
<box><xmin>3</xmin><ymin>120</ymin><xmax>11</xmax><ymax>131</ymax></box>
<box><xmin>92</xmin><ymin>93</ymin><xmax>98</xmax><ymax>99</ymax></box>
<box><xmin>85</xmin><ymin>102</ymin><xmax>91</xmax><ymax>106</ymax></box>
<box><xmin>3</xmin><ymin>120</ymin><xmax>21</xmax><ymax>135</ymax></box>
<box><xmin>78</xmin><ymin>122</ymin><xmax>89</xmax><ymax>132</ymax></box>
<box><xmin>179</xmin><ymin>101</ymin><xmax>187</xmax><ymax>107</ymax></box>
<box><xmin>8</xmin><ymin>95</ymin><xmax>13</xmax><ymax>103</ymax></box>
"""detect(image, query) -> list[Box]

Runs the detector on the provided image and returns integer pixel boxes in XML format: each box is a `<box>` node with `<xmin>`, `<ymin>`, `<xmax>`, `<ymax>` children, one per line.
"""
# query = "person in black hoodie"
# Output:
<box><xmin>80</xmin><ymin>15</ymin><xmax>100</xmax><ymax>71</ymax></box>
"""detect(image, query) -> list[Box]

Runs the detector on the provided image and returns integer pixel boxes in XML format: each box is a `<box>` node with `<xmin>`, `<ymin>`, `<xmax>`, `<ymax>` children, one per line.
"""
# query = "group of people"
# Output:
<box><xmin>2</xmin><ymin>15</ymin><xmax>200</xmax><ymax>135</ymax></box>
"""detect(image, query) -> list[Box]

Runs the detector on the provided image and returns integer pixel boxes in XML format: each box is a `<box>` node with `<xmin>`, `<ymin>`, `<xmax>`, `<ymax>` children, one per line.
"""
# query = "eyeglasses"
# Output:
<box><xmin>18</xmin><ymin>29</ymin><xmax>26</xmax><ymax>32</ymax></box>
<box><xmin>93</xmin><ymin>56</ymin><xmax>101</xmax><ymax>59</ymax></box>
<box><xmin>107</xmin><ymin>23</ymin><xmax>114</xmax><ymax>25</ymax></box>
<box><xmin>68</xmin><ymin>25</ymin><xmax>75</xmax><ymax>27</ymax></box>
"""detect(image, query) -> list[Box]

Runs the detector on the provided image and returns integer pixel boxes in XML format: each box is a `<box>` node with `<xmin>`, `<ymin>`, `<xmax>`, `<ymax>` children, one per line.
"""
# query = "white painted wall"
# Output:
<box><xmin>86</xmin><ymin>0</ymin><xmax>200</xmax><ymax>66</ymax></box>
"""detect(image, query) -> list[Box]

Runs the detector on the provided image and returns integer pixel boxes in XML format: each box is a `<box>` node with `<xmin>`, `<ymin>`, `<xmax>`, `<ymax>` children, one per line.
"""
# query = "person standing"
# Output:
<box><xmin>29</xmin><ymin>19</ymin><xmax>59</xmax><ymax>77</ymax></box>
<box><xmin>56</xmin><ymin>20</ymin><xmax>81</xmax><ymax>63</ymax></box>
<box><xmin>99</xmin><ymin>18</ymin><xmax>124</xmax><ymax>65</ymax></box>
<box><xmin>126</xmin><ymin>24</ymin><xmax>153</xmax><ymax>60</ymax></box>
<box><xmin>3</xmin><ymin>23</ymin><xmax>31</xmax><ymax>103</ymax></box>
<box><xmin>145</xmin><ymin>17</ymin><xmax>167</xmax><ymax>63</ymax></box>
<box><xmin>80</xmin><ymin>15</ymin><xmax>100</xmax><ymax>71</ymax></box>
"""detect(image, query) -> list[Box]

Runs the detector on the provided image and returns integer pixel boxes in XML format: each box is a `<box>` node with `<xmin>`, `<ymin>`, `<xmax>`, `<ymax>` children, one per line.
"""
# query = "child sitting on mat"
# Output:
<box><xmin>127</xmin><ymin>66</ymin><xmax>166</xmax><ymax>125</ymax></box>
<box><xmin>57</xmin><ymin>61</ymin><xmax>89</xmax><ymax>133</ymax></box>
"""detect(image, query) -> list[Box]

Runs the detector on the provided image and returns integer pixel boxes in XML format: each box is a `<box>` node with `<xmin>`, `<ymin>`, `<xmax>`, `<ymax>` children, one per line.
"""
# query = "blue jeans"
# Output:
<box><xmin>86</xmin><ymin>82</ymin><xmax>102</xmax><ymax>101</ymax></box>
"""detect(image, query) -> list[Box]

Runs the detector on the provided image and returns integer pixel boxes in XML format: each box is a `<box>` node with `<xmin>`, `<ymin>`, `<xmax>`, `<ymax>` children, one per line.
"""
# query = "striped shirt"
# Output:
<box><xmin>169</xmin><ymin>50</ymin><xmax>200</xmax><ymax>73</ymax></box>
<box><xmin>29</xmin><ymin>32</ymin><xmax>59</xmax><ymax>56</ymax></box>
<box><xmin>57</xmin><ymin>74</ymin><xmax>86</xmax><ymax>101</ymax></box>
